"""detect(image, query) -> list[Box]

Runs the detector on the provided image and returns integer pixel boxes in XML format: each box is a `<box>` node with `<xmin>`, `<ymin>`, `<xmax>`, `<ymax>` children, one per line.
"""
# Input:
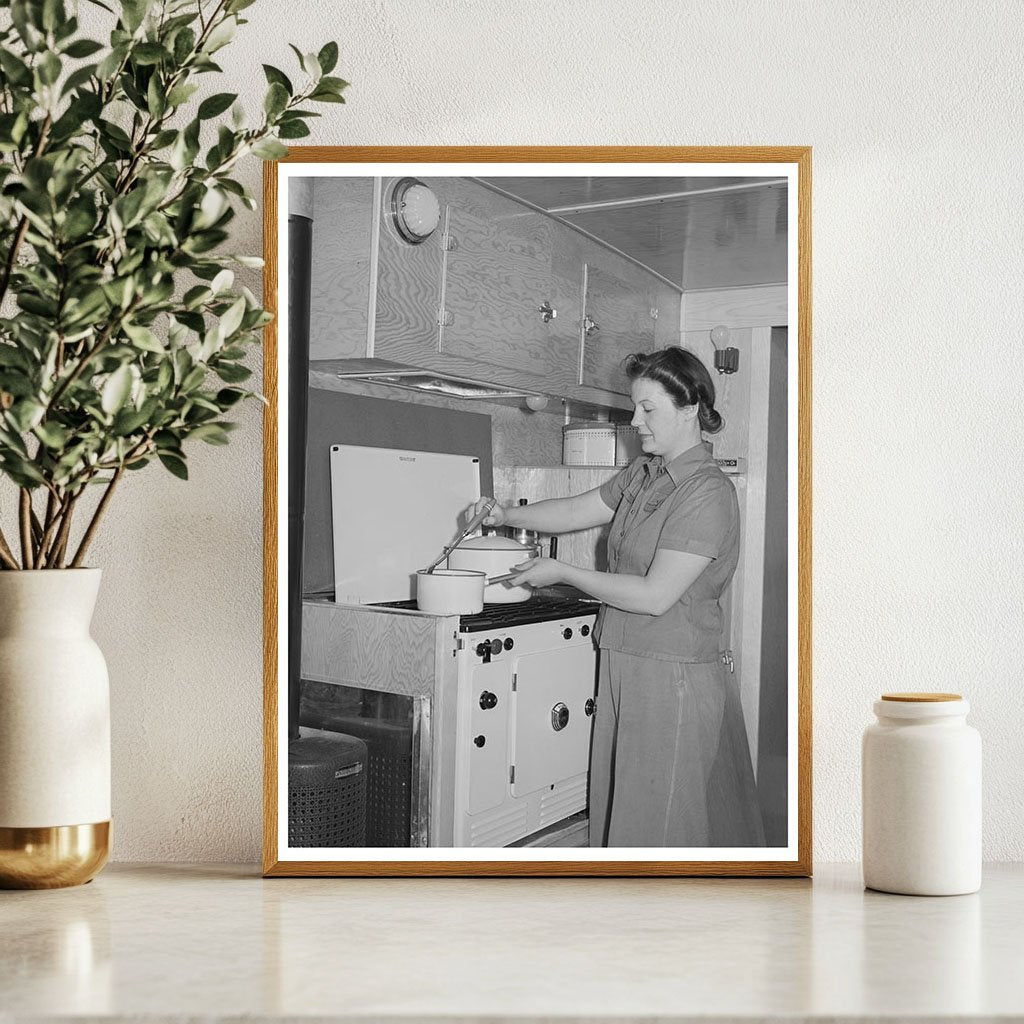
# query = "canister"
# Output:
<box><xmin>562</xmin><ymin>421</ymin><xmax>617</xmax><ymax>466</ymax></box>
<box><xmin>861</xmin><ymin>692</ymin><xmax>981</xmax><ymax>895</ymax></box>
<box><xmin>615</xmin><ymin>424</ymin><xmax>642</xmax><ymax>465</ymax></box>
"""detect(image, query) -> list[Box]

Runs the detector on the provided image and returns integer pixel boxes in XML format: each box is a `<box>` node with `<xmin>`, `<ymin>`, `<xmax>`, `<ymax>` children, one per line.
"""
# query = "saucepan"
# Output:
<box><xmin>415</xmin><ymin>568</ymin><xmax>521</xmax><ymax>615</ymax></box>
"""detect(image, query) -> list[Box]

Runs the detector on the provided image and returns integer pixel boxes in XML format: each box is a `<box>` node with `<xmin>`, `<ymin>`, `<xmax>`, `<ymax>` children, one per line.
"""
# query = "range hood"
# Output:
<box><xmin>329</xmin><ymin>359</ymin><xmax>547</xmax><ymax>401</ymax></box>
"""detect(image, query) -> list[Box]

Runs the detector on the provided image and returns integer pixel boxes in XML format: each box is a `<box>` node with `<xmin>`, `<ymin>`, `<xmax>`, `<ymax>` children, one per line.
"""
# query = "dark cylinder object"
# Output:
<box><xmin>288</xmin><ymin>735</ymin><xmax>367</xmax><ymax>847</ymax></box>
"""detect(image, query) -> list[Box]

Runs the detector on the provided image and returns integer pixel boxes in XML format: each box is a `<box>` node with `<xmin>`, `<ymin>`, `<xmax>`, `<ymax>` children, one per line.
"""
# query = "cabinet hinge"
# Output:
<box><xmin>511</xmin><ymin>673</ymin><xmax>517</xmax><ymax>691</ymax></box>
<box><xmin>442</xmin><ymin>232</ymin><xmax>458</xmax><ymax>252</ymax></box>
<box><xmin>438</xmin><ymin>308</ymin><xmax>454</xmax><ymax>327</ymax></box>
<box><xmin>721</xmin><ymin>650</ymin><xmax>735</xmax><ymax>674</ymax></box>
<box><xmin>509</xmin><ymin>765</ymin><xmax>515</xmax><ymax>784</ymax></box>
<box><xmin>649</xmin><ymin>307</ymin><xmax>659</xmax><ymax>320</ymax></box>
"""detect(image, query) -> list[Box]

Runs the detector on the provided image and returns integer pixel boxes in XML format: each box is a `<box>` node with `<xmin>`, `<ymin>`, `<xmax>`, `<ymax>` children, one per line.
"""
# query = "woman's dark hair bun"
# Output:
<box><xmin>623</xmin><ymin>347</ymin><xmax>724</xmax><ymax>435</ymax></box>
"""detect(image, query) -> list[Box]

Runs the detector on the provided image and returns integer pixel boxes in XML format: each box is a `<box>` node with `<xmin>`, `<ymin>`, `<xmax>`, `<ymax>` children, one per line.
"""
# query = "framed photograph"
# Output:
<box><xmin>262</xmin><ymin>147</ymin><xmax>811</xmax><ymax>876</ymax></box>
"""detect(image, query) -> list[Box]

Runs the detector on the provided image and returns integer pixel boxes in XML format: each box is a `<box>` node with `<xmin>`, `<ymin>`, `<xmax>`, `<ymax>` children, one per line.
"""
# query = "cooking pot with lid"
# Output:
<box><xmin>448</xmin><ymin>535</ymin><xmax>539</xmax><ymax>603</ymax></box>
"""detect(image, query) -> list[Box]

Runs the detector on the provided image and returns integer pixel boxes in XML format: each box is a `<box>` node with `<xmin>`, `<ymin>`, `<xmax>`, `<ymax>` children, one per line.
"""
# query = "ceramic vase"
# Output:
<box><xmin>0</xmin><ymin>569</ymin><xmax>111</xmax><ymax>888</ymax></box>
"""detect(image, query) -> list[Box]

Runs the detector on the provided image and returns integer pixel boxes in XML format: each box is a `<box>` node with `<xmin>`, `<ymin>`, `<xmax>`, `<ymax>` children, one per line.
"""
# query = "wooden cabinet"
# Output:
<box><xmin>579</xmin><ymin>263</ymin><xmax>659</xmax><ymax>394</ymax></box>
<box><xmin>310</xmin><ymin>176</ymin><xmax>682</xmax><ymax>410</ymax></box>
<box><xmin>437</xmin><ymin>204</ymin><xmax>580</xmax><ymax>388</ymax></box>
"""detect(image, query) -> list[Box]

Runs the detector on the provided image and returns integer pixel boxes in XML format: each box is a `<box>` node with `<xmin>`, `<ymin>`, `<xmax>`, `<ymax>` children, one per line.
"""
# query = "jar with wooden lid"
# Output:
<box><xmin>862</xmin><ymin>692</ymin><xmax>981</xmax><ymax>895</ymax></box>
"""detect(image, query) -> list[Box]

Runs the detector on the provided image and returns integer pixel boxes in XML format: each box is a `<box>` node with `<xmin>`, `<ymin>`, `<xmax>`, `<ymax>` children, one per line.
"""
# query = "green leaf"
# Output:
<box><xmin>166</xmin><ymin>82</ymin><xmax>199</xmax><ymax>107</ymax></box>
<box><xmin>101</xmin><ymin>365</ymin><xmax>134</xmax><ymax>415</ymax></box>
<box><xmin>250</xmin><ymin>138</ymin><xmax>287</xmax><ymax>160</ymax></box>
<box><xmin>123</xmin><ymin>322</ymin><xmax>165</xmax><ymax>353</ymax></box>
<box><xmin>158</xmin><ymin>452</ymin><xmax>188</xmax><ymax>479</ymax></box>
<box><xmin>121</xmin><ymin>0</ymin><xmax>151</xmax><ymax>32</ymax></box>
<box><xmin>9</xmin><ymin>399</ymin><xmax>45</xmax><ymax>432</ymax></box>
<box><xmin>217</xmin><ymin>295</ymin><xmax>246</xmax><ymax>339</ymax></box>
<box><xmin>317</xmin><ymin>41</ymin><xmax>339</xmax><ymax>75</ymax></box>
<box><xmin>132</xmin><ymin>42</ymin><xmax>169</xmax><ymax>66</ymax></box>
<box><xmin>172</xmin><ymin>26</ymin><xmax>196</xmax><ymax>65</ymax></box>
<box><xmin>38</xmin><ymin>51</ymin><xmax>63</xmax><ymax>86</ymax></box>
<box><xmin>34</xmin><ymin>421</ymin><xmax>70</xmax><ymax>449</ymax></box>
<box><xmin>262</xmin><ymin>63</ymin><xmax>292</xmax><ymax>93</ymax></box>
<box><xmin>189</xmin><ymin>422</ymin><xmax>230</xmax><ymax>445</ymax></box>
<box><xmin>63</xmin><ymin>38</ymin><xmax>104</xmax><ymax>58</ymax></box>
<box><xmin>213</xmin><ymin>362</ymin><xmax>251</xmax><ymax>384</ymax></box>
<box><xmin>264</xmin><ymin>81</ymin><xmax>289</xmax><ymax>118</ymax></box>
<box><xmin>309</xmin><ymin>88</ymin><xmax>346</xmax><ymax>104</ymax></box>
<box><xmin>203</xmin><ymin>15</ymin><xmax>236</xmax><ymax>54</ymax></box>
<box><xmin>277</xmin><ymin>120</ymin><xmax>310</xmax><ymax>140</ymax></box>
<box><xmin>198</xmin><ymin>91</ymin><xmax>237</xmax><ymax>119</ymax></box>
<box><xmin>0</xmin><ymin>49</ymin><xmax>33</xmax><ymax>87</ymax></box>
<box><xmin>60</xmin><ymin>62</ymin><xmax>98</xmax><ymax>96</ymax></box>
<box><xmin>318</xmin><ymin>75</ymin><xmax>349</xmax><ymax>93</ymax></box>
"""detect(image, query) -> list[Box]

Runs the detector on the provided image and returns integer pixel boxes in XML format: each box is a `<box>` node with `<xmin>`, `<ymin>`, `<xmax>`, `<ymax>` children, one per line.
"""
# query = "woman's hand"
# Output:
<box><xmin>509</xmin><ymin>557</ymin><xmax>565</xmax><ymax>588</ymax></box>
<box><xmin>470</xmin><ymin>497</ymin><xmax>507</xmax><ymax>528</ymax></box>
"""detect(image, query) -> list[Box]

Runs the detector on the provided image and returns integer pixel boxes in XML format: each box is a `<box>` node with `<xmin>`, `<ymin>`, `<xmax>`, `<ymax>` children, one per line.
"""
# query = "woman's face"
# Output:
<box><xmin>630</xmin><ymin>377</ymin><xmax>699</xmax><ymax>461</ymax></box>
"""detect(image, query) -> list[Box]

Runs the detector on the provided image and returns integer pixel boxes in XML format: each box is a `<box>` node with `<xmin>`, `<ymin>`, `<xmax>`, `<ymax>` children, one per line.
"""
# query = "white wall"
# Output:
<box><xmin>68</xmin><ymin>1</ymin><xmax>1024</xmax><ymax>862</ymax></box>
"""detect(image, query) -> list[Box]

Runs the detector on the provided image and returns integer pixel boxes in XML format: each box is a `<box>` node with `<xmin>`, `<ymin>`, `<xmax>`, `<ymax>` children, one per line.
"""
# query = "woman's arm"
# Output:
<box><xmin>474</xmin><ymin>486</ymin><xmax>614</xmax><ymax>534</ymax></box>
<box><xmin>511</xmin><ymin>548</ymin><xmax>712</xmax><ymax>616</ymax></box>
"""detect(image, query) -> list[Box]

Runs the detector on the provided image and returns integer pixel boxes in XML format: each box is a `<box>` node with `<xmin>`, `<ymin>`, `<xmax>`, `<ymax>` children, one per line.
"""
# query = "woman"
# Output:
<box><xmin>476</xmin><ymin>347</ymin><xmax>764</xmax><ymax>848</ymax></box>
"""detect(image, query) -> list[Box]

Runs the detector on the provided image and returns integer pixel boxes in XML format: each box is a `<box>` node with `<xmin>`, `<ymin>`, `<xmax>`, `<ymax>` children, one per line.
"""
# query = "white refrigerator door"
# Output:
<box><xmin>330</xmin><ymin>445</ymin><xmax>481</xmax><ymax>604</ymax></box>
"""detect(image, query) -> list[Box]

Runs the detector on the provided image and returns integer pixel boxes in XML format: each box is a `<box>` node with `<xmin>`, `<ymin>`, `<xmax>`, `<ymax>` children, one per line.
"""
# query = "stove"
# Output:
<box><xmin>375</xmin><ymin>593</ymin><xmax>600</xmax><ymax>846</ymax></box>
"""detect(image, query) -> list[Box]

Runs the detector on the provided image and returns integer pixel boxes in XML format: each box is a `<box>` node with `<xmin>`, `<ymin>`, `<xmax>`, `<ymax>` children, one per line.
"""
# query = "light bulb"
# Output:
<box><xmin>710</xmin><ymin>324</ymin><xmax>730</xmax><ymax>346</ymax></box>
<box><xmin>525</xmin><ymin>395</ymin><xmax>549</xmax><ymax>412</ymax></box>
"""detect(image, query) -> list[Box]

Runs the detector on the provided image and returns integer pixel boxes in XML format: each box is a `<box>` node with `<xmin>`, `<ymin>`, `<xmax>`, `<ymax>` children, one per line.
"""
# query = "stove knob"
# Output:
<box><xmin>474</xmin><ymin>735</ymin><xmax>486</xmax><ymax>748</ymax></box>
<box><xmin>585</xmin><ymin>697</ymin><xmax>596</xmax><ymax>717</ymax></box>
<box><xmin>479</xmin><ymin>690</ymin><xmax>498</xmax><ymax>710</ymax></box>
<box><xmin>580</xmin><ymin>624</ymin><xmax>590</xmax><ymax>637</ymax></box>
<box><xmin>475</xmin><ymin>642</ymin><xmax>488</xmax><ymax>657</ymax></box>
<box><xmin>551</xmin><ymin>702</ymin><xmax>570</xmax><ymax>731</ymax></box>
<box><xmin>490</xmin><ymin>638</ymin><xmax>503</xmax><ymax>656</ymax></box>
<box><xmin>503</xmin><ymin>637</ymin><xmax>514</xmax><ymax>651</ymax></box>
<box><xmin>562</xmin><ymin>627</ymin><xmax>573</xmax><ymax>640</ymax></box>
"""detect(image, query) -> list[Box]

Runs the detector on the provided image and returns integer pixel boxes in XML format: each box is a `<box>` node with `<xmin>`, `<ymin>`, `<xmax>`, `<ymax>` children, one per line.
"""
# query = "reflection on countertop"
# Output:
<box><xmin>2</xmin><ymin>863</ymin><xmax>1022</xmax><ymax>1019</ymax></box>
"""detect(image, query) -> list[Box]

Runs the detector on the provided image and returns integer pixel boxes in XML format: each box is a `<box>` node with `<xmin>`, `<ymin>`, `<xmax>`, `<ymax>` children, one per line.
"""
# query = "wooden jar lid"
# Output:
<box><xmin>881</xmin><ymin>692</ymin><xmax>962</xmax><ymax>702</ymax></box>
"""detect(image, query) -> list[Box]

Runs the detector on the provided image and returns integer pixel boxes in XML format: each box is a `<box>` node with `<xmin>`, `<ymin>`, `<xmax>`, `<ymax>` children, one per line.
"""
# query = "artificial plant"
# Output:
<box><xmin>0</xmin><ymin>0</ymin><xmax>345</xmax><ymax>569</ymax></box>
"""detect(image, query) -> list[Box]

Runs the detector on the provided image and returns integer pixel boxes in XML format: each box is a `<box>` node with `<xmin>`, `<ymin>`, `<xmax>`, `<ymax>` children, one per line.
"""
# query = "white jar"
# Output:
<box><xmin>862</xmin><ymin>692</ymin><xmax>981</xmax><ymax>896</ymax></box>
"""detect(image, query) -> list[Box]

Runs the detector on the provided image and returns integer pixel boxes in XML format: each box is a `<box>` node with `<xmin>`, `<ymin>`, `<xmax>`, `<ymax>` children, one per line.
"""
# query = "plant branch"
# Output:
<box><xmin>0</xmin><ymin>526</ymin><xmax>20</xmax><ymax>570</ymax></box>
<box><xmin>71</xmin><ymin>464</ymin><xmax>124</xmax><ymax>568</ymax></box>
<box><xmin>18</xmin><ymin>489</ymin><xmax>34</xmax><ymax>569</ymax></box>
<box><xmin>45</xmin><ymin>490</ymin><xmax>80</xmax><ymax>569</ymax></box>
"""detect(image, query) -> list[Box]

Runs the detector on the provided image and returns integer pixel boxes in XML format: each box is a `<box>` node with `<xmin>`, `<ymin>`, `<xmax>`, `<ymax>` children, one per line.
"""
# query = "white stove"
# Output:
<box><xmin>453</xmin><ymin>600</ymin><xmax>599</xmax><ymax>846</ymax></box>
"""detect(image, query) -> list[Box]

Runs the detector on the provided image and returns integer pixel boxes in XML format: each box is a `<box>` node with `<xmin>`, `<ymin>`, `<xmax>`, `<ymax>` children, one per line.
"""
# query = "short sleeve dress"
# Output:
<box><xmin>587</xmin><ymin>442</ymin><xmax>766</xmax><ymax>848</ymax></box>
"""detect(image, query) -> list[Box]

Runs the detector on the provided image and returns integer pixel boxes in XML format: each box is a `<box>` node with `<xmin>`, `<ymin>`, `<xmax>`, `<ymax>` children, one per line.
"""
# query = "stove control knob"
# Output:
<box><xmin>562</xmin><ymin>627</ymin><xmax>573</xmax><ymax>640</ymax></box>
<box><xmin>490</xmin><ymin>638</ymin><xmax>503</xmax><ymax>656</ymax></box>
<box><xmin>551</xmin><ymin>702</ymin><xmax>570</xmax><ymax>731</ymax></box>
<box><xmin>474</xmin><ymin>735</ymin><xmax>486</xmax><ymax>748</ymax></box>
<box><xmin>585</xmin><ymin>697</ymin><xmax>596</xmax><ymax>717</ymax></box>
<box><xmin>503</xmin><ymin>637</ymin><xmax>514</xmax><ymax>651</ymax></box>
<box><xmin>475</xmin><ymin>642</ymin><xmax>491</xmax><ymax>663</ymax></box>
<box><xmin>479</xmin><ymin>690</ymin><xmax>498</xmax><ymax>710</ymax></box>
<box><xmin>580</xmin><ymin>624</ymin><xmax>590</xmax><ymax>637</ymax></box>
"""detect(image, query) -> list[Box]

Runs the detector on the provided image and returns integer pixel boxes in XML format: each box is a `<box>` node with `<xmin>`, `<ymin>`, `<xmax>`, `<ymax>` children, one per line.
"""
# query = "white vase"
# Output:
<box><xmin>0</xmin><ymin>569</ymin><xmax>111</xmax><ymax>888</ymax></box>
<box><xmin>862</xmin><ymin>692</ymin><xmax>982</xmax><ymax>896</ymax></box>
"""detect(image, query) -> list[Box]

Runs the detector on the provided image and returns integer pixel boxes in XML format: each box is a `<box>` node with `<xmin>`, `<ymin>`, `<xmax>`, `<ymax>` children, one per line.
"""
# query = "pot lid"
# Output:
<box><xmin>458</xmin><ymin>535</ymin><xmax>534</xmax><ymax>551</ymax></box>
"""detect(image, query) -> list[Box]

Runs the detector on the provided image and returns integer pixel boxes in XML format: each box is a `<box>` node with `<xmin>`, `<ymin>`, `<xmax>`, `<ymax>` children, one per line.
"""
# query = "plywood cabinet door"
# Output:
<box><xmin>580</xmin><ymin>263</ymin><xmax>659</xmax><ymax>395</ymax></box>
<box><xmin>438</xmin><ymin>205</ymin><xmax>579</xmax><ymax>386</ymax></box>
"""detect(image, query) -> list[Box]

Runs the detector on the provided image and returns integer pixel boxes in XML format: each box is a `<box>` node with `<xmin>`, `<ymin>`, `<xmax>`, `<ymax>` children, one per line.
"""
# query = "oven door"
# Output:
<box><xmin>509</xmin><ymin>645</ymin><xmax>597</xmax><ymax>798</ymax></box>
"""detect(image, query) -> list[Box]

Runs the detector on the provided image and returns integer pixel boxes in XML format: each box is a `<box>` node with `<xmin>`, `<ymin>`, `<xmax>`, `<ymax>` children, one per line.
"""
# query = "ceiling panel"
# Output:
<box><xmin>477</xmin><ymin>176</ymin><xmax>788</xmax><ymax>290</ymax></box>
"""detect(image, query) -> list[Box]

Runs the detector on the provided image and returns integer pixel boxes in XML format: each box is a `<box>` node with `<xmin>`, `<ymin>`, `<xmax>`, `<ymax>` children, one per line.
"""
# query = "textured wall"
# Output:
<box><xmin>63</xmin><ymin>1</ymin><xmax>1024</xmax><ymax>862</ymax></box>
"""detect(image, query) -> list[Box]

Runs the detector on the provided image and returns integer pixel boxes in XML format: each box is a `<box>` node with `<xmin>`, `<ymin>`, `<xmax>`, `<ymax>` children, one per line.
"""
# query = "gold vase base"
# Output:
<box><xmin>0</xmin><ymin>821</ymin><xmax>111</xmax><ymax>889</ymax></box>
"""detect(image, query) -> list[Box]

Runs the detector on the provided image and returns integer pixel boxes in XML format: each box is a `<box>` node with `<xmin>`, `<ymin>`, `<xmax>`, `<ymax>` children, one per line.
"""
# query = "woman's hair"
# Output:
<box><xmin>623</xmin><ymin>348</ymin><xmax>724</xmax><ymax>434</ymax></box>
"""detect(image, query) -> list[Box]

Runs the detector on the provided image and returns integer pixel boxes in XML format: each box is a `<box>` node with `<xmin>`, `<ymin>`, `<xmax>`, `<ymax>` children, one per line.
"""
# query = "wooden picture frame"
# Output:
<box><xmin>262</xmin><ymin>147</ymin><xmax>812</xmax><ymax>876</ymax></box>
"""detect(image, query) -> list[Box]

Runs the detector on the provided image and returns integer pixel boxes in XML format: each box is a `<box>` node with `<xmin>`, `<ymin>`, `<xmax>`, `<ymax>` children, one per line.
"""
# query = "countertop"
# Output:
<box><xmin>3</xmin><ymin>862</ymin><xmax>1022</xmax><ymax>1022</ymax></box>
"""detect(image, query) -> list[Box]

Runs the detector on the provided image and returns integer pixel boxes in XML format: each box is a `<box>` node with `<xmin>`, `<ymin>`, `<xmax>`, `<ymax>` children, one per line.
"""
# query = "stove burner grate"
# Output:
<box><xmin>371</xmin><ymin>595</ymin><xmax>599</xmax><ymax>632</ymax></box>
